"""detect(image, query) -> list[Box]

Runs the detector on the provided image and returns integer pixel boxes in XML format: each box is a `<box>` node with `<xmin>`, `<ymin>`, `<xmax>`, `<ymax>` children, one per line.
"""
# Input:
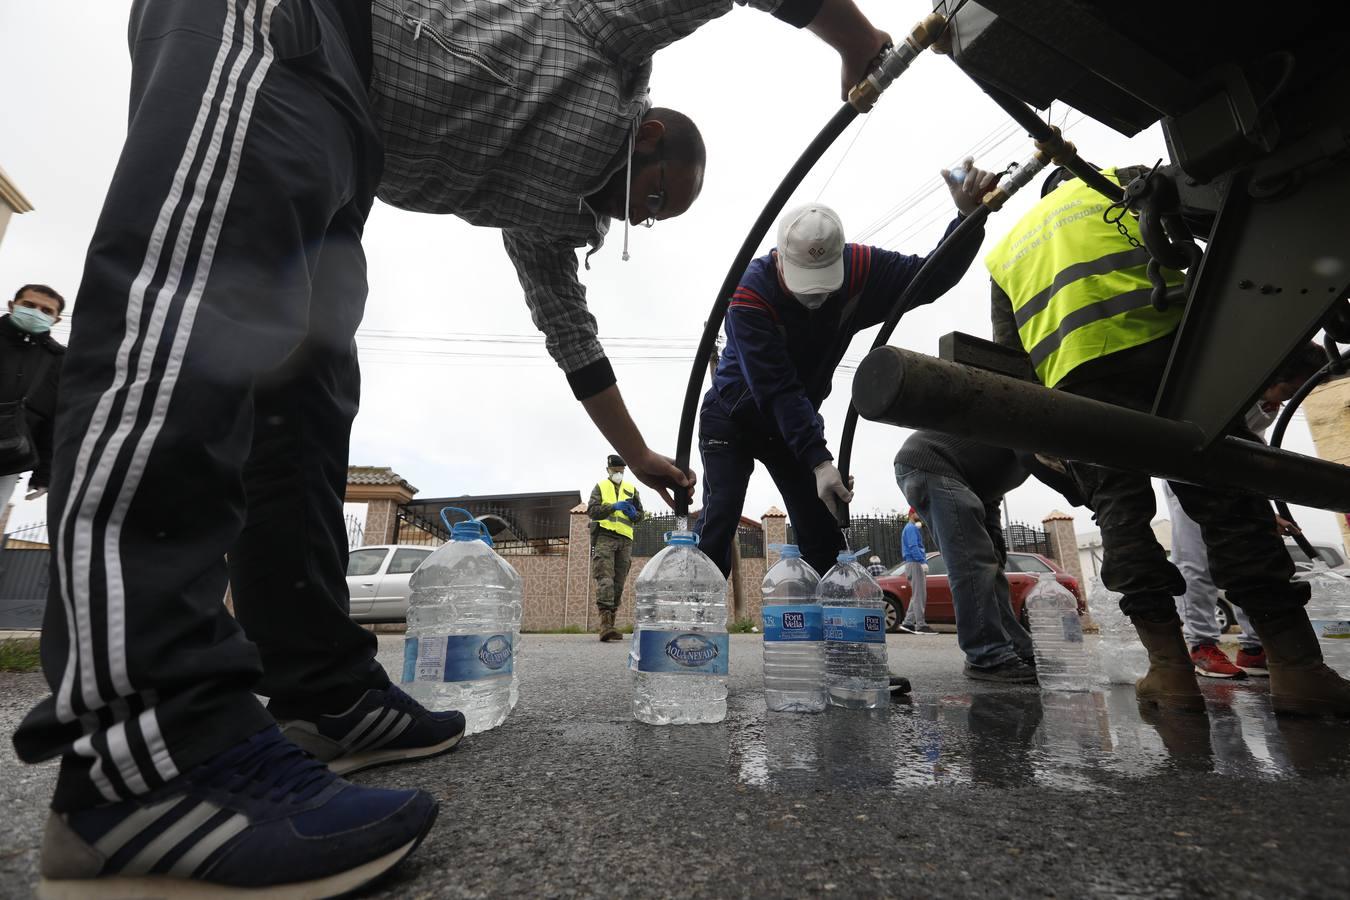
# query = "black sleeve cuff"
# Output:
<box><xmin>567</xmin><ymin>357</ymin><xmax>617</xmax><ymax>401</ymax></box>
<box><xmin>772</xmin><ymin>0</ymin><xmax>824</xmax><ymax>28</ymax></box>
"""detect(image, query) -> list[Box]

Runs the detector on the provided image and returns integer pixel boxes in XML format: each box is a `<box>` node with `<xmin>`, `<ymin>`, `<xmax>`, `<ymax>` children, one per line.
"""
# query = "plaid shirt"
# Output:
<box><xmin>369</xmin><ymin>0</ymin><xmax>783</xmax><ymax>387</ymax></box>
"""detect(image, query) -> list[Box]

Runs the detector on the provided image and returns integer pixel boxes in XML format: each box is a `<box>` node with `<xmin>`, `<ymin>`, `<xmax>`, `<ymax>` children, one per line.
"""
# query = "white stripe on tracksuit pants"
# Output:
<box><xmin>14</xmin><ymin>0</ymin><xmax>388</xmax><ymax>811</ymax></box>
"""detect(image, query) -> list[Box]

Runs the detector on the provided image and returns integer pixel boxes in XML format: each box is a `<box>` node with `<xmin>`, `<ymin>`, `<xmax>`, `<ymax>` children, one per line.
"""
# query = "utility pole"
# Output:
<box><xmin>707</xmin><ymin>341</ymin><xmax>746</xmax><ymax>623</ymax></box>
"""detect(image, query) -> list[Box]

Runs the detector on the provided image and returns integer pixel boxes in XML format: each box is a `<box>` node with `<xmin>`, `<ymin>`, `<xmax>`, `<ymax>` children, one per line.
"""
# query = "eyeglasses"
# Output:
<box><xmin>641</xmin><ymin>148</ymin><xmax>667</xmax><ymax>229</ymax></box>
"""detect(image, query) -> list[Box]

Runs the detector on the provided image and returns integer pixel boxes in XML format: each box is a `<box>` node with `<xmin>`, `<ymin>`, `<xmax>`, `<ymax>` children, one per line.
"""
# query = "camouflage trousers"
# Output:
<box><xmin>591</xmin><ymin>529</ymin><xmax>633</xmax><ymax>612</ymax></box>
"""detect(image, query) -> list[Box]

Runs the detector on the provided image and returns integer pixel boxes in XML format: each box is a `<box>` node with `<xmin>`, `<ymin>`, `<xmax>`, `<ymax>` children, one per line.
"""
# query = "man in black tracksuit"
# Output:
<box><xmin>0</xmin><ymin>284</ymin><xmax>65</xmax><ymax>508</ymax></box>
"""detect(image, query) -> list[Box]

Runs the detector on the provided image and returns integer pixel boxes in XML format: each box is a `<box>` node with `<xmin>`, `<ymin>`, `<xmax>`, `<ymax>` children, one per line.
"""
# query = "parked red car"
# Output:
<box><xmin>874</xmin><ymin>551</ymin><xmax>1084</xmax><ymax>633</ymax></box>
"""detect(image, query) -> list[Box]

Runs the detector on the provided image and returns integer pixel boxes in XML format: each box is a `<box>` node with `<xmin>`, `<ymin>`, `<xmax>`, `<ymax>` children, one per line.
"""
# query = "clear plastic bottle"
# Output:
<box><xmin>820</xmin><ymin>547</ymin><xmax>889</xmax><ymax>709</ymax></box>
<box><xmin>761</xmin><ymin>544</ymin><xmax>825</xmax><ymax>713</ymax></box>
<box><xmin>1299</xmin><ymin>563</ymin><xmax>1350</xmax><ymax>678</ymax></box>
<box><xmin>402</xmin><ymin>509</ymin><xmax>523</xmax><ymax>734</ymax></box>
<box><xmin>1089</xmin><ymin>578</ymin><xmax>1148</xmax><ymax>684</ymax></box>
<box><xmin>632</xmin><ymin>529</ymin><xmax>729</xmax><ymax>725</ymax></box>
<box><xmin>1027</xmin><ymin>573</ymin><xmax>1092</xmax><ymax>691</ymax></box>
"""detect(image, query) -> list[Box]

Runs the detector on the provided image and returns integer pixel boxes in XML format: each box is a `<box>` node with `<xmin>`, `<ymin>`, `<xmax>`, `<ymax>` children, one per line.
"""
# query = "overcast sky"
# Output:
<box><xmin>0</xmin><ymin>0</ymin><xmax>1341</xmax><ymax>550</ymax></box>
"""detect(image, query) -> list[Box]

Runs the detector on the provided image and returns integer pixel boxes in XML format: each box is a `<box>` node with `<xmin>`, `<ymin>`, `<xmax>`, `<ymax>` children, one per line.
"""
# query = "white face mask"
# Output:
<box><xmin>609</xmin><ymin>472</ymin><xmax>624</xmax><ymax>485</ymax></box>
<box><xmin>792</xmin><ymin>290</ymin><xmax>830</xmax><ymax>310</ymax></box>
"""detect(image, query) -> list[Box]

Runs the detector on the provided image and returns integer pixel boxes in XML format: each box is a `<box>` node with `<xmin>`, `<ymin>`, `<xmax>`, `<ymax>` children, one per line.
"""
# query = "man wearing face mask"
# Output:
<box><xmin>587</xmin><ymin>455</ymin><xmax>645</xmax><ymax>642</ymax></box>
<box><xmin>695</xmin><ymin>161</ymin><xmax>999</xmax><ymax>578</ymax></box>
<box><xmin>0</xmin><ymin>284</ymin><xmax>65</xmax><ymax>512</ymax></box>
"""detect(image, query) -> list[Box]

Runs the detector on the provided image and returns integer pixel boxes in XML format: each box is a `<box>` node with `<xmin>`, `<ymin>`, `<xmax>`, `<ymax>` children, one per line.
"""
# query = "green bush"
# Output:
<box><xmin>729</xmin><ymin>618</ymin><xmax>759</xmax><ymax>634</ymax></box>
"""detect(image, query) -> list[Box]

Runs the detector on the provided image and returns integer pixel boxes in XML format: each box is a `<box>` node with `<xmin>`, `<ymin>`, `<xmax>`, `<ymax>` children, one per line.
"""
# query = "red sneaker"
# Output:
<box><xmin>1234</xmin><ymin>646</ymin><xmax>1269</xmax><ymax>676</ymax></box>
<box><xmin>1191</xmin><ymin>643</ymin><xmax>1246</xmax><ymax>679</ymax></box>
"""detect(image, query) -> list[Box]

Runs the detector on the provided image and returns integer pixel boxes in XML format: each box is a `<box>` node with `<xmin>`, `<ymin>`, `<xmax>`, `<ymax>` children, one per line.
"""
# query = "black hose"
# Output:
<box><xmin>834</xmin><ymin>206</ymin><xmax>992</xmax><ymax>524</ymax></box>
<box><xmin>972</xmin><ymin>79</ymin><xmax>1125</xmax><ymax>205</ymax></box>
<box><xmin>671</xmin><ymin>103</ymin><xmax>859</xmax><ymax>516</ymax></box>
<box><xmin>1268</xmin><ymin>360</ymin><xmax>1337</xmax><ymax>560</ymax></box>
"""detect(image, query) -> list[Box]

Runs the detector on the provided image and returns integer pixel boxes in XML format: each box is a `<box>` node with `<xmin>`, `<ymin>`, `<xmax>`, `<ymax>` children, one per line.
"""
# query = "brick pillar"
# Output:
<box><xmin>762</xmin><ymin>506</ymin><xmax>788</xmax><ymax>562</ymax></box>
<box><xmin>345</xmin><ymin>468</ymin><xmax>417</xmax><ymax>546</ymax></box>
<box><xmin>564</xmin><ymin>505</ymin><xmax>593</xmax><ymax>630</ymax></box>
<box><xmin>1042</xmin><ymin>510</ymin><xmax>1082</xmax><ymax>582</ymax></box>
<box><xmin>363</xmin><ymin>499</ymin><xmax>400</xmax><ymax>544</ymax></box>
<box><xmin>1043</xmin><ymin>509</ymin><xmax>1088</xmax><ymax>620</ymax></box>
<box><xmin>1304</xmin><ymin>377</ymin><xmax>1350</xmax><ymax>555</ymax></box>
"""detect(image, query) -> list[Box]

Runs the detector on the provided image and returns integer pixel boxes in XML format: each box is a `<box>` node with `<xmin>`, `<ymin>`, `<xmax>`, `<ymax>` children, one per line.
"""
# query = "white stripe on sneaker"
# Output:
<box><xmin>92</xmin><ymin>797</ymin><xmax>183</xmax><ymax>858</ymax></box>
<box><xmin>122</xmin><ymin>802</ymin><xmax>221</xmax><ymax>875</ymax></box>
<box><xmin>166</xmin><ymin>812</ymin><xmax>249</xmax><ymax>878</ymax></box>
<box><xmin>352</xmin><ymin>713</ymin><xmax>407</xmax><ymax>753</ymax></box>
<box><xmin>342</xmin><ymin>709</ymin><xmax>386</xmax><ymax>750</ymax></box>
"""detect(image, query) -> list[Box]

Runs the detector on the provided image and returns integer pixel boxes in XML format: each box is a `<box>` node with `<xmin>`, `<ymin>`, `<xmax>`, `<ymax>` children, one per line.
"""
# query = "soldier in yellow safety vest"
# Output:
<box><xmin>586</xmin><ymin>455</ymin><xmax>645</xmax><ymax>642</ymax></box>
<box><xmin>987</xmin><ymin>165</ymin><xmax>1350</xmax><ymax>717</ymax></box>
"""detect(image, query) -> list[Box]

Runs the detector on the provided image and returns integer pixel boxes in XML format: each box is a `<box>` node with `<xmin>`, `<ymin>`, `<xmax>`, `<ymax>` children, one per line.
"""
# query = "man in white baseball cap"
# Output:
<box><xmin>694</xmin><ymin>158</ymin><xmax>999</xmax><ymax>580</ymax></box>
<box><xmin>777</xmin><ymin>205</ymin><xmax>847</xmax><ymax>303</ymax></box>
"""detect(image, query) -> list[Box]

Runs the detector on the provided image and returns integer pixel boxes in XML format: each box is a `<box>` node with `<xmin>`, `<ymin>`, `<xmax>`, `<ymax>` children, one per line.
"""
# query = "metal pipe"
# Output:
<box><xmin>852</xmin><ymin>346</ymin><xmax>1350</xmax><ymax>513</ymax></box>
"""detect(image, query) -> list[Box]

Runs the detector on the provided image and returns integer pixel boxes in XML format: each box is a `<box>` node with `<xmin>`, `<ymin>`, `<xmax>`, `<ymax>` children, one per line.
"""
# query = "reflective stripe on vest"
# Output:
<box><xmin>983</xmin><ymin>168</ymin><xmax>1184</xmax><ymax>388</ymax></box>
<box><xmin>597</xmin><ymin>479</ymin><xmax>636</xmax><ymax>539</ymax></box>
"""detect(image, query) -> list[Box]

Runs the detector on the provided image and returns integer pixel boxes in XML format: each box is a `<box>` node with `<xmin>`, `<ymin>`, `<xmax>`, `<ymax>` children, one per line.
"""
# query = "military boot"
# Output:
<box><xmin>599</xmin><ymin>609</ymin><xmax>622</xmax><ymax>642</ymax></box>
<box><xmin>1249</xmin><ymin>611</ymin><xmax>1350</xmax><ymax>717</ymax></box>
<box><xmin>1131</xmin><ymin>616</ymin><xmax>1206</xmax><ymax>712</ymax></box>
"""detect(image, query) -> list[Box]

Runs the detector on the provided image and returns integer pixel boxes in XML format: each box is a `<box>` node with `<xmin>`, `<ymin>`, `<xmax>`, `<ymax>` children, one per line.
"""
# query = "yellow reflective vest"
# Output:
<box><xmin>984</xmin><ymin>169</ymin><xmax>1184</xmax><ymax>388</ymax></box>
<box><xmin>597</xmin><ymin>478</ymin><xmax>638</xmax><ymax>540</ymax></box>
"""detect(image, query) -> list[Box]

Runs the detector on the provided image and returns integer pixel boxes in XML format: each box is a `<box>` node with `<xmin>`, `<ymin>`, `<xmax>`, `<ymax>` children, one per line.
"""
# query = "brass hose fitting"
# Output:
<box><xmin>848</xmin><ymin>13</ymin><xmax>947</xmax><ymax>113</ymax></box>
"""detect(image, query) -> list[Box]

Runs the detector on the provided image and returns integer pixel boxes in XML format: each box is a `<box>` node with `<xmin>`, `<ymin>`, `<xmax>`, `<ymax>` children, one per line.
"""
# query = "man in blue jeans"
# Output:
<box><xmin>896</xmin><ymin>432</ymin><xmax>1037</xmax><ymax>682</ymax></box>
<box><xmin>899</xmin><ymin>508</ymin><xmax>937</xmax><ymax>634</ymax></box>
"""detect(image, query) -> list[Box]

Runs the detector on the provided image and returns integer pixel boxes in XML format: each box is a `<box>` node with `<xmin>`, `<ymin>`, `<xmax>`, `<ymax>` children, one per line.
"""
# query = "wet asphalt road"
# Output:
<box><xmin>4</xmin><ymin>633</ymin><xmax>1350</xmax><ymax>898</ymax></box>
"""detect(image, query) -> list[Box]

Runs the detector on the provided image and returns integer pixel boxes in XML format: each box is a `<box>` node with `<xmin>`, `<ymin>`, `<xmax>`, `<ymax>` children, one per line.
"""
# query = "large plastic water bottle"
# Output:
<box><xmin>820</xmin><ymin>547</ymin><xmax>889</xmax><ymax>709</ymax></box>
<box><xmin>1299</xmin><ymin>563</ymin><xmax>1350</xmax><ymax>677</ymax></box>
<box><xmin>761</xmin><ymin>544</ymin><xmax>825</xmax><ymax>713</ymax></box>
<box><xmin>402</xmin><ymin>508</ymin><xmax>522</xmax><ymax>734</ymax></box>
<box><xmin>1089</xmin><ymin>578</ymin><xmax>1148</xmax><ymax>684</ymax></box>
<box><xmin>632</xmin><ymin>529</ymin><xmax>729</xmax><ymax>725</ymax></box>
<box><xmin>1026</xmin><ymin>573</ymin><xmax>1092</xmax><ymax>691</ymax></box>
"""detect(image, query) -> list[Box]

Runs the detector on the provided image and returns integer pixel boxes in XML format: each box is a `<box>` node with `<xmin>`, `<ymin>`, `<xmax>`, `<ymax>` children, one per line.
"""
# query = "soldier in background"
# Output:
<box><xmin>588</xmin><ymin>455</ymin><xmax>645</xmax><ymax>641</ymax></box>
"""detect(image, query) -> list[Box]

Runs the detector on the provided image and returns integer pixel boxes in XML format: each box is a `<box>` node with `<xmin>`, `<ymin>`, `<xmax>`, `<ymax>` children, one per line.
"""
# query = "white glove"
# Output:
<box><xmin>814</xmin><ymin>462</ymin><xmax>854</xmax><ymax>519</ymax></box>
<box><xmin>921</xmin><ymin>563</ymin><xmax>929</xmax><ymax>573</ymax></box>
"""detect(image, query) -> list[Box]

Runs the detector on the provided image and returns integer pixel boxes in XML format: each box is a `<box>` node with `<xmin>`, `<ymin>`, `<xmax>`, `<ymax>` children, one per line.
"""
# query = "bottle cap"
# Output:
<box><xmin>835</xmin><ymin>545</ymin><xmax>870</xmax><ymax>563</ymax></box>
<box><xmin>664</xmin><ymin>529</ymin><xmax>699</xmax><ymax>546</ymax></box>
<box><xmin>440</xmin><ymin>506</ymin><xmax>495</xmax><ymax>547</ymax></box>
<box><xmin>768</xmin><ymin>543</ymin><xmax>801</xmax><ymax>559</ymax></box>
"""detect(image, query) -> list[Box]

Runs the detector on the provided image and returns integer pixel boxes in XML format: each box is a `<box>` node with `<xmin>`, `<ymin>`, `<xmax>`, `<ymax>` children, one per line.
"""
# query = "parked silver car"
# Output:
<box><xmin>346</xmin><ymin>544</ymin><xmax>435</xmax><ymax>623</ymax></box>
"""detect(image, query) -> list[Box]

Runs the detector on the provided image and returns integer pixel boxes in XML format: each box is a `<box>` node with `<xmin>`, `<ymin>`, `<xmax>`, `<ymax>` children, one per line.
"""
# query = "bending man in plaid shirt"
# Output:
<box><xmin>17</xmin><ymin>0</ymin><xmax>895</xmax><ymax>893</ymax></box>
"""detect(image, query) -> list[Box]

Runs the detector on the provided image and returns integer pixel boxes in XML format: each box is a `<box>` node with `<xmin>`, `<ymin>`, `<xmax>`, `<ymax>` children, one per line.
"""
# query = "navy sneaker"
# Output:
<box><xmin>273</xmin><ymin>684</ymin><xmax>466</xmax><ymax>776</ymax></box>
<box><xmin>38</xmin><ymin>726</ymin><xmax>436</xmax><ymax>898</ymax></box>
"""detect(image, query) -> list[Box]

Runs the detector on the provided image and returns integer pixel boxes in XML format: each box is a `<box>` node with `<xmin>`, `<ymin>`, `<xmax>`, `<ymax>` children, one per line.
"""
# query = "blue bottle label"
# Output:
<box><xmin>763</xmin><ymin>604</ymin><xmax>824</xmax><ymax>642</ymax></box>
<box><xmin>402</xmin><ymin>634</ymin><xmax>514</xmax><ymax>683</ymax></box>
<box><xmin>823</xmin><ymin>606</ymin><xmax>886</xmax><ymax>644</ymax></box>
<box><xmin>636</xmin><ymin>630</ymin><xmax>729</xmax><ymax>675</ymax></box>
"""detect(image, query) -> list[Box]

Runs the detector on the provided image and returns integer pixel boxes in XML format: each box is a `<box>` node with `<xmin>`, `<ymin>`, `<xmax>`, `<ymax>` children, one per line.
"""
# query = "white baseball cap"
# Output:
<box><xmin>776</xmin><ymin>204</ymin><xmax>845</xmax><ymax>295</ymax></box>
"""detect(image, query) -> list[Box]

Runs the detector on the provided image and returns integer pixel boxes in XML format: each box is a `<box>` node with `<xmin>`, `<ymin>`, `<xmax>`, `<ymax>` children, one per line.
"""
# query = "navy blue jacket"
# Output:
<box><xmin>705</xmin><ymin>215</ymin><xmax>982</xmax><ymax>469</ymax></box>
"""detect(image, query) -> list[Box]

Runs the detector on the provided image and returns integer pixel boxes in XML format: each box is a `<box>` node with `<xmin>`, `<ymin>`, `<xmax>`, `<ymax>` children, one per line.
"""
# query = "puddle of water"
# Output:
<box><xmin>727</xmin><ymin>681</ymin><xmax>1350</xmax><ymax>793</ymax></box>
